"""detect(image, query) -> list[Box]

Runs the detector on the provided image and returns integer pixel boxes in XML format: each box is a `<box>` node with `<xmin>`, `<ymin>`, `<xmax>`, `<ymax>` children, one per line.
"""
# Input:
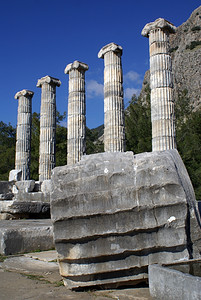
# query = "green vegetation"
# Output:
<box><xmin>86</xmin><ymin>126</ymin><xmax>104</xmax><ymax>154</ymax></box>
<box><xmin>0</xmin><ymin>121</ymin><xmax>16</xmax><ymax>180</ymax></box>
<box><xmin>125</xmin><ymin>86</ymin><xmax>152</xmax><ymax>154</ymax></box>
<box><xmin>0</xmin><ymin>254</ymin><xmax>7</xmax><ymax>262</ymax></box>
<box><xmin>191</xmin><ymin>26</ymin><xmax>201</xmax><ymax>31</ymax></box>
<box><xmin>170</xmin><ymin>46</ymin><xmax>178</xmax><ymax>53</ymax></box>
<box><xmin>175</xmin><ymin>90</ymin><xmax>201</xmax><ymax>200</ymax></box>
<box><xmin>186</xmin><ymin>41</ymin><xmax>201</xmax><ymax>50</ymax></box>
<box><xmin>54</xmin><ymin>280</ymin><xmax>64</xmax><ymax>287</ymax></box>
<box><xmin>30</xmin><ymin>111</ymin><xmax>67</xmax><ymax>180</ymax></box>
<box><xmin>21</xmin><ymin>272</ymin><xmax>64</xmax><ymax>286</ymax></box>
<box><xmin>30</xmin><ymin>112</ymin><xmax>40</xmax><ymax>180</ymax></box>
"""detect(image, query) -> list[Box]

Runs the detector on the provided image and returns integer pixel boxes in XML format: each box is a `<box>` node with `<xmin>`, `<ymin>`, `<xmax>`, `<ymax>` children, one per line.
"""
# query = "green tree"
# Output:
<box><xmin>125</xmin><ymin>86</ymin><xmax>152</xmax><ymax>154</ymax></box>
<box><xmin>0</xmin><ymin>121</ymin><xmax>16</xmax><ymax>180</ymax></box>
<box><xmin>125</xmin><ymin>87</ymin><xmax>201</xmax><ymax>200</ymax></box>
<box><xmin>30</xmin><ymin>111</ymin><xmax>67</xmax><ymax>180</ymax></box>
<box><xmin>86</xmin><ymin>127</ymin><xmax>104</xmax><ymax>154</ymax></box>
<box><xmin>175</xmin><ymin>90</ymin><xmax>201</xmax><ymax>200</ymax></box>
<box><xmin>30</xmin><ymin>112</ymin><xmax>40</xmax><ymax>180</ymax></box>
<box><xmin>56</xmin><ymin>112</ymin><xmax>67</xmax><ymax>167</ymax></box>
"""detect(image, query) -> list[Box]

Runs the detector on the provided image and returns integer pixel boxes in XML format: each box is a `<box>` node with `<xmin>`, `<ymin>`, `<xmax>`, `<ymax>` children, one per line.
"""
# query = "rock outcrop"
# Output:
<box><xmin>51</xmin><ymin>150</ymin><xmax>201</xmax><ymax>289</ymax></box>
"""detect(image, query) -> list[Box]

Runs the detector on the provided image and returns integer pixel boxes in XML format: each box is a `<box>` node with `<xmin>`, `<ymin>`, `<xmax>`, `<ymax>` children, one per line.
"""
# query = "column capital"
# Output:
<box><xmin>98</xmin><ymin>42</ymin><xmax>123</xmax><ymax>59</ymax></box>
<box><xmin>15</xmin><ymin>89</ymin><xmax>34</xmax><ymax>99</ymax></box>
<box><xmin>141</xmin><ymin>18</ymin><xmax>176</xmax><ymax>37</ymax></box>
<box><xmin>36</xmin><ymin>75</ymin><xmax>61</xmax><ymax>88</ymax></box>
<box><xmin>64</xmin><ymin>60</ymin><xmax>89</xmax><ymax>74</ymax></box>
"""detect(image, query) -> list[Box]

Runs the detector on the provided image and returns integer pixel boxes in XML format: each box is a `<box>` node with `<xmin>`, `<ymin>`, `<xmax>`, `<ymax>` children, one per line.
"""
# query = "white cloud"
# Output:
<box><xmin>124</xmin><ymin>88</ymin><xmax>140</xmax><ymax>100</ymax></box>
<box><xmin>86</xmin><ymin>80</ymin><xmax>104</xmax><ymax>99</ymax></box>
<box><xmin>124</xmin><ymin>70</ymin><xmax>142</xmax><ymax>84</ymax></box>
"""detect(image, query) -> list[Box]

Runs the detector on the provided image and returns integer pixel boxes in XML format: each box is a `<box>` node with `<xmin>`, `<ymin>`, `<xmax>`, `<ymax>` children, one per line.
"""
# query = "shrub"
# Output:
<box><xmin>186</xmin><ymin>41</ymin><xmax>201</xmax><ymax>50</ymax></box>
<box><xmin>170</xmin><ymin>46</ymin><xmax>178</xmax><ymax>53</ymax></box>
<box><xmin>191</xmin><ymin>26</ymin><xmax>201</xmax><ymax>32</ymax></box>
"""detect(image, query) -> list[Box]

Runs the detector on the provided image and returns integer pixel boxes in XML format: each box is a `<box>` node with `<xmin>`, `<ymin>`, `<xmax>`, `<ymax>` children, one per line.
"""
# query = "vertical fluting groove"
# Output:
<box><xmin>98</xmin><ymin>43</ymin><xmax>125</xmax><ymax>153</ymax></box>
<box><xmin>65</xmin><ymin>61</ymin><xmax>88</xmax><ymax>165</ymax></box>
<box><xmin>37</xmin><ymin>76</ymin><xmax>61</xmax><ymax>181</ymax></box>
<box><xmin>142</xmin><ymin>19</ymin><xmax>176</xmax><ymax>152</ymax></box>
<box><xmin>15</xmin><ymin>90</ymin><xmax>34</xmax><ymax>180</ymax></box>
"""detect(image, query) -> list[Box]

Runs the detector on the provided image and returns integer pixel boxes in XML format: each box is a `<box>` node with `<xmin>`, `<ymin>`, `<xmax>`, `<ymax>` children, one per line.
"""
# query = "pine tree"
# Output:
<box><xmin>175</xmin><ymin>90</ymin><xmax>201</xmax><ymax>200</ymax></box>
<box><xmin>0</xmin><ymin>121</ymin><xmax>16</xmax><ymax>180</ymax></box>
<box><xmin>125</xmin><ymin>86</ymin><xmax>152</xmax><ymax>154</ymax></box>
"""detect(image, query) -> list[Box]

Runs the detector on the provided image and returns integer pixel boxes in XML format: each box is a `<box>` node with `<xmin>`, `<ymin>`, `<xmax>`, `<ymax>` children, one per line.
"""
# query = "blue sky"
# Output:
<box><xmin>0</xmin><ymin>0</ymin><xmax>200</xmax><ymax>129</ymax></box>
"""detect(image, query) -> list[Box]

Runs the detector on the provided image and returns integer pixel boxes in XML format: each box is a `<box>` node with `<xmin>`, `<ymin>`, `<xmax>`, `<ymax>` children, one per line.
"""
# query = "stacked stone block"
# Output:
<box><xmin>65</xmin><ymin>61</ymin><xmax>88</xmax><ymax>165</ymax></box>
<box><xmin>142</xmin><ymin>18</ymin><xmax>177</xmax><ymax>151</ymax></box>
<box><xmin>98</xmin><ymin>43</ymin><xmax>125</xmax><ymax>152</ymax></box>
<box><xmin>51</xmin><ymin>149</ymin><xmax>201</xmax><ymax>289</ymax></box>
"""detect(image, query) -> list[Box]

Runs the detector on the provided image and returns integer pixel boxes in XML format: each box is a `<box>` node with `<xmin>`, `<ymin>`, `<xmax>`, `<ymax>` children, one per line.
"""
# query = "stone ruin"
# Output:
<box><xmin>0</xmin><ymin>17</ymin><xmax>201</xmax><ymax>289</ymax></box>
<box><xmin>0</xmin><ymin>75</ymin><xmax>61</xmax><ymax>220</ymax></box>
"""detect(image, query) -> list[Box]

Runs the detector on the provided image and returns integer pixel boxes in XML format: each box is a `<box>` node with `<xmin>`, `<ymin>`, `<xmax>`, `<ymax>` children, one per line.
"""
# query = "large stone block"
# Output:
<box><xmin>51</xmin><ymin>150</ymin><xmax>201</xmax><ymax>289</ymax></box>
<box><xmin>15</xmin><ymin>180</ymin><xmax>35</xmax><ymax>193</ymax></box>
<box><xmin>0</xmin><ymin>219</ymin><xmax>54</xmax><ymax>255</ymax></box>
<box><xmin>9</xmin><ymin>169</ymin><xmax>22</xmax><ymax>181</ymax></box>
<box><xmin>149</xmin><ymin>262</ymin><xmax>201</xmax><ymax>300</ymax></box>
<box><xmin>0</xmin><ymin>181</ymin><xmax>14</xmax><ymax>200</ymax></box>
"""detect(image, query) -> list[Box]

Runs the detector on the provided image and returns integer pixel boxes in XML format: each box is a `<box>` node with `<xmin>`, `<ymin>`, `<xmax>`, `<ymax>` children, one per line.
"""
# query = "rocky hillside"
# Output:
<box><xmin>141</xmin><ymin>6</ymin><xmax>201</xmax><ymax>109</ymax></box>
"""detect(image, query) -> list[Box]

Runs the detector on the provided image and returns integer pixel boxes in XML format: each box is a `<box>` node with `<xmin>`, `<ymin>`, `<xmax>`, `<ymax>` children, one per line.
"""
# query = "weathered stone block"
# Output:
<box><xmin>149</xmin><ymin>262</ymin><xmax>201</xmax><ymax>300</ymax></box>
<box><xmin>9</xmin><ymin>170</ymin><xmax>22</xmax><ymax>182</ymax></box>
<box><xmin>0</xmin><ymin>219</ymin><xmax>54</xmax><ymax>255</ymax></box>
<box><xmin>41</xmin><ymin>179</ymin><xmax>52</xmax><ymax>194</ymax></box>
<box><xmin>0</xmin><ymin>199</ymin><xmax>50</xmax><ymax>216</ymax></box>
<box><xmin>51</xmin><ymin>150</ymin><xmax>201</xmax><ymax>289</ymax></box>
<box><xmin>0</xmin><ymin>181</ymin><xmax>14</xmax><ymax>200</ymax></box>
<box><xmin>15</xmin><ymin>180</ymin><xmax>35</xmax><ymax>193</ymax></box>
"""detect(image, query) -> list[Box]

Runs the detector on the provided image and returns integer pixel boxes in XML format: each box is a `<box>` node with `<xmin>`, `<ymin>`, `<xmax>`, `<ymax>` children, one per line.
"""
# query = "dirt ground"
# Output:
<box><xmin>0</xmin><ymin>251</ymin><xmax>152</xmax><ymax>300</ymax></box>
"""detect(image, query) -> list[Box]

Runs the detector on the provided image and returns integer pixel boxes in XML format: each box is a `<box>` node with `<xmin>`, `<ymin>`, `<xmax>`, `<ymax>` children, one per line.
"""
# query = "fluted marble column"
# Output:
<box><xmin>64</xmin><ymin>61</ymin><xmax>88</xmax><ymax>165</ymax></box>
<box><xmin>37</xmin><ymin>75</ymin><xmax>61</xmax><ymax>181</ymax></box>
<box><xmin>15</xmin><ymin>89</ymin><xmax>34</xmax><ymax>180</ymax></box>
<box><xmin>142</xmin><ymin>18</ymin><xmax>176</xmax><ymax>151</ymax></box>
<box><xmin>98</xmin><ymin>42</ymin><xmax>125</xmax><ymax>152</ymax></box>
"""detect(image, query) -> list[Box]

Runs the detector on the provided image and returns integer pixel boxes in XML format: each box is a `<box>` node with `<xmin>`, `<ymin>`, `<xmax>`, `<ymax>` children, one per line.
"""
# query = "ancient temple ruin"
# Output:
<box><xmin>0</xmin><ymin>16</ymin><xmax>200</xmax><ymax>292</ymax></box>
